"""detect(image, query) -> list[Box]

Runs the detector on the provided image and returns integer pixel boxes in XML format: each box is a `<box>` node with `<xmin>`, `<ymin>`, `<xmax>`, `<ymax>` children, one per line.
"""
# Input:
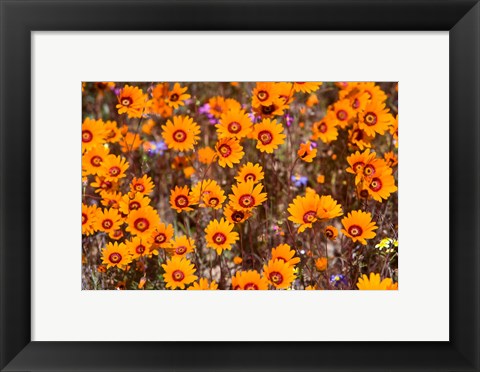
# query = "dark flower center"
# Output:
<box><xmin>121</xmin><ymin>97</ymin><xmax>133</xmax><ymax>106</ymax></box>
<box><xmin>228</xmin><ymin>122</ymin><xmax>241</xmax><ymax>134</ymax></box>
<box><xmin>364</xmin><ymin>112</ymin><xmax>377</xmax><ymax>126</ymax></box>
<box><xmin>173</xmin><ymin>130</ymin><xmax>187</xmax><ymax>143</ymax></box>
<box><xmin>257</xmin><ymin>90</ymin><xmax>269</xmax><ymax>101</ymax></box>
<box><xmin>303</xmin><ymin>211</ymin><xmax>317</xmax><ymax>223</ymax></box>
<box><xmin>109</xmin><ymin>253</ymin><xmax>122</xmax><ymax>264</ymax></box>
<box><xmin>82</xmin><ymin>130</ymin><xmax>93</xmax><ymax>143</ymax></box>
<box><xmin>102</xmin><ymin>219</ymin><xmax>113</xmax><ymax>229</ymax></box>
<box><xmin>213</xmin><ymin>232</ymin><xmax>227</xmax><ymax>245</ymax></box>
<box><xmin>369</xmin><ymin>178</ymin><xmax>383</xmax><ymax>192</ymax></box>
<box><xmin>91</xmin><ymin>156</ymin><xmax>102</xmax><ymax>166</ymax></box>
<box><xmin>109</xmin><ymin>166</ymin><xmax>121</xmax><ymax>177</ymax></box>
<box><xmin>239</xmin><ymin>194</ymin><xmax>255</xmax><ymax>208</ymax></box>
<box><xmin>172</xmin><ymin>270</ymin><xmax>185</xmax><ymax>282</ymax></box>
<box><xmin>175</xmin><ymin>195</ymin><xmax>189</xmax><ymax>208</ymax></box>
<box><xmin>336</xmin><ymin>110</ymin><xmax>348</xmax><ymax>121</ymax></box>
<box><xmin>134</xmin><ymin>218</ymin><xmax>149</xmax><ymax>232</ymax></box>
<box><xmin>269</xmin><ymin>271</ymin><xmax>283</xmax><ymax>285</ymax></box>
<box><xmin>218</xmin><ymin>144</ymin><xmax>232</xmax><ymax>158</ymax></box>
<box><xmin>258</xmin><ymin>130</ymin><xmax>273</xmax><ymax>145</ymax></box>
<box><xmin>348</xmin><ymin>224</ymin><xmax>363</xmax><ymax>237</ymax></box>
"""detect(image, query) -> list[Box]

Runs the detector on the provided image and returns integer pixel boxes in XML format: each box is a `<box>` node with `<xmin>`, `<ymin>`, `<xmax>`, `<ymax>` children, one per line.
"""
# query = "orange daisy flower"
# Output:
<box><xmin>252</xmin><ymin>118</ymin><xmax>286</xmax><ymax>153</ymax></box>
<box><xmin>99</xmin><ymin>155</ymin><xmax>129</xmax><ymax>182</ymax></box>
<box><xmin>229</xmin><ymin>181</ymin><xmax>267</xmax><ymax>211</ymax></box>
<box><xmin>205</xmin><ymin>218</ymin><xmax>239</xmax><ymax>255</ymax></box>
<box><xmin>341</xmin><ymin>210</ymin><xmax>378</xmax><ymax>245</ymax></box>
<box><xmin>126</xmin><ymin>206</ymin><xmax>160</xmax><ymax>238</ymax></box>
<box><xmin>215</xmin><ymin>137</ymin><xmax>244</xmax><ymax>168</ymax></box>
<box><xmin>170</xmin><ymin>185</ymin><xmax>195</xmax><ymax>213</ymax></box>
<box><xmin>232</xmin><ymin>270</ymin><xmax>268</xmax><ymax>290</ymax></box>
<box><xmin>165</xmin><ymin>83</ymin><xmax>191</xmax><ymax>109</ymax></box>
<box><xmin>216</xmin><ymin>108</ymin><xmax>253</xmax><ymax>139</ymax></box>
<box><xmin>162</xmin><ymin>256</ymin><xmax>198</xmax><ymax>290</ymax></box>
<box><xmin>82</xmin><ymin>118</ymin><xmax>107</xmax><ymax>153</ymax></box>
<box><xmin>161</xmin><ymin>115</ymin><xmax>201</xmax><ymax>152</ymax></box>
<box><xmin>263</xmin><ymin>259</ymin><xmax>296</xmax><ymax>289</ymax></box>
<box><xmin>116</xmin><ymin>84</ymin><xmax>148</xmax><ymax>118</ymax></box>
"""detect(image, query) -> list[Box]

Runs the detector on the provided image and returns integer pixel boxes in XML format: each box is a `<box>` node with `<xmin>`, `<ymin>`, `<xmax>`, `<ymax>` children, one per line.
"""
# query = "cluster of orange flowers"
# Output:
<box><xmin>82</xmin><ymin>81</ymin><xmax>398</xmax><ymax>290</ymax></box>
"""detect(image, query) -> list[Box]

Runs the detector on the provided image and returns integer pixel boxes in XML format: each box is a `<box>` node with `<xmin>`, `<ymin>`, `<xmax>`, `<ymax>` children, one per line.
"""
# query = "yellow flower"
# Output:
<box><xmin>205</xmin><ymin>218</ymin><xmax>239</xmax><ymax>255</ymax></box>
<box><xmin>82</xmin><ymin>118</ymin><xmax>107</xmax><ymax>153</ymax></box>
<box><xmin>129</xmin><ymin>175</ymin><xmax>155</xmax><ymax>196</ymax></box>
<box><xmin>341</xmin><ymin>210</ymin><xmax>378</xmax><ymax>245</ymax></box>
<box><xmin>126</xmin><ymin>206</ymin><xmax>160</xmax><ymax>238</ymax></box>
<box><xmin>169</xmin><ymin>235</ymin><xmax>196</xmax><ymax>257</ymax></box>
<box><xmin>99</xmin><ymin>155</ymin><xmax>129</xmax><ymax>182</ymax></box>
<box><xmin>252</xmin><ymin>118</ymin><xmax>286</xmax><ymax>153</ymax></box>
<box><xmin>233</xmin><ymin>256</ymin><xmax>243</xmax><ymax>265</ymax></box>
<box><xmin>287</xmin><ymin>190</ymin><xmax>321</xmax><ymax>233</ymax></box>
<box><xmin>361</xmin><ymin>168</ymin><xmax>397</xmax><ymax>203</ymax></box>
<box><xmin>271</xmin><ymin>244</ymin><xmax>300</xmax><ymax>267</ymax></box>
<box><xmin>94</xmin><ymin>208</ymin><xmax>123</xmax><ymax>234</ymax></box>
<box><xmin>252</xmin><ymin>82</ymin><xmax>280</xmax><ymax>108</ymax></box>
<box><xmin>215</xmin><ymin>137</ymin><xmax>244</xmax><ymax>168</ymax></box>
<box><xmin>116</xmin><ymin>84</ymin><xmax>148</xmax><ymax>118</ymax></box>
<box><xmin>101</xmin><ymin>242</ymin><xmax>132</xmax><ymax>270</ymax></box>
<box><xmin>297</xmin><ymin>141</ymin><xmax>317</xmax><ymax>162</ymax></box>
<box><xmin>161</xmin><ymin>115</ymin><xmax>201</xmax><ymax>152</ymax></box>
<box><xmin>223</xmin><ymin>203</ymin><xmax>253</xmax><ymax>224</ymax></box>
<box><xmin>82</xmin><ymin>145</ymin><xmax>110</xmax><ymax>176</ymax></box>
<box><xmin>293</xmin><ymin>82</ymin><xmax>322</xmax><ymax>93</ymax></box>
<box><xmin>82</xmin><ymin>203</ymin><xmax>98</xmax><ymax>236</ymax></box>
<box><xmin>208</xmin><ymin>96</ymin><xmax>241</xmax><ymax>118</ymax></box>
<box><xmin>229</xmin><ymin>181</ymin><xmax>267</xmax><ymax>211</ymax></box>
<box><xmin>263</xmin><ymin>259</ymin><xmax>296</xmax><ymax>289</ymax></box>
<box><xmin>170</xmin><ymin>185</ymin><xmax>195</xmax><ymax>213</ymax></box>
<box><xmin>384</xmin><ymin>151</ymin><xmax>398</xmax><ymax>168</ymax></box>
<box><xmin>311</xmin><ymin>113</ymin><xmax>339</xmax><ymax>143</ymax></box>
<box><xmin>317</xmin><ymin>175</ymin><xmax>325</xmax><ymax>184</ymax></box>
<box><xmin>189</xmin><ymin>179</ymin><xmax>220</xmax><ymax>205</ymax></box>
<box><xmin>317</xmin><ymin>195</ymin><xmax>343</xmax><ymax>220</ymax></box>
<box><xmin>118</xmin><ymin>192</ymin><xmax>151</xmax><ymax>215</ymax></box>
<box><xmin>328</xmin><ymin>98</ymin><xmax>356</xmax><ymax>129</ymax></box>
<box><xmin>125</xmin><ymin>236</ymin><xmax>151</xmax><ymax>260</ymax></box>
<box><xmin>201</xmin><ymin>182</ymin><xmax>226</xmax><ymax>210</ymax></box>
<box><xmin>234</xmin><ymin>162</ymin><xmax>264</xmax><ymax>184</ymax></box>
<box><xmin>104</xmin><ymin>120</ymin><xmax>122</xmax><ymax>143</ymax></box>
<box><xmin>357</xmin><ymin>272</ymin><xmax>397</xmax><ymax>290</ymax></box>
<box><xmin>187</xmin><ymin>278</ymin><xmax>218</xmax><ymax>290</ymax></box>
<box><xmin>315</xmin><ymin>257</ymin><xmax>328</xmax><ymax>271</ymax></box>
<box><xmin>165</xmin><ymin>83</ymin><xmax>191</xmax><ymax>109</ymax></box>
<box><xmin>99</xmin><ymin>190</ymin><xmax>122</xmax><ymax>209</ymax></box>
<box><xmin>216</xmin><ymin>108</ymin><xmax>253</xmax><ymax>139</ymax></box>
<box><xmin>162</xmin><ymin>256</ymin><xmax>198</xmax><ymax>290</ymax></box>
<box><xmin>151</xmin><ymin>222</ymin><xmax>175</xmax><ymax>249</ymax></box>
<box><xmin>358</xmin><ymin>99</ymin><xmax>395</xmax><ymax>137</ymax></box>
<box><xmin>232</xmin><ymin>270</ymin><xmax>268</xmax><ymax>290</ymax></box>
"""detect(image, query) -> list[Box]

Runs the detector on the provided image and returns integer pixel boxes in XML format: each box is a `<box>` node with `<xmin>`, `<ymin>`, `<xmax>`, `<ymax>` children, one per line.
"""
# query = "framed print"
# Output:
<box><xmin>1</xmin><ymin>0</ymin><xmax>479</xmax><ymax>371</ymax></box>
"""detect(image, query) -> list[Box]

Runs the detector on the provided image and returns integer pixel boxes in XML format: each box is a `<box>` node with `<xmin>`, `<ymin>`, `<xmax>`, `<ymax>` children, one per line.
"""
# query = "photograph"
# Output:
<box><xmin>82</xmin><ymin>81</ymin><xmax>399</xmax><ymax>290</ymax></box>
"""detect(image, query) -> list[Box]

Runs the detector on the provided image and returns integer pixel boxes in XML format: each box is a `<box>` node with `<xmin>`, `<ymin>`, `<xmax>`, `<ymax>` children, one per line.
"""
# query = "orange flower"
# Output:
<box><xmin>116</xmin><ymin>84</ymin><xmax>148</xmax><ymax>118</ymax></box>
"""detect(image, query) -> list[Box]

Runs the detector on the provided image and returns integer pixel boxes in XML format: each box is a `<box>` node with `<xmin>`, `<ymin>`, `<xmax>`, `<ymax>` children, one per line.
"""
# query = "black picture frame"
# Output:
<box><xmin>1</xmin><ymin>0</ymin><xmax>479</xmax><ymax>371</ymax></box>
